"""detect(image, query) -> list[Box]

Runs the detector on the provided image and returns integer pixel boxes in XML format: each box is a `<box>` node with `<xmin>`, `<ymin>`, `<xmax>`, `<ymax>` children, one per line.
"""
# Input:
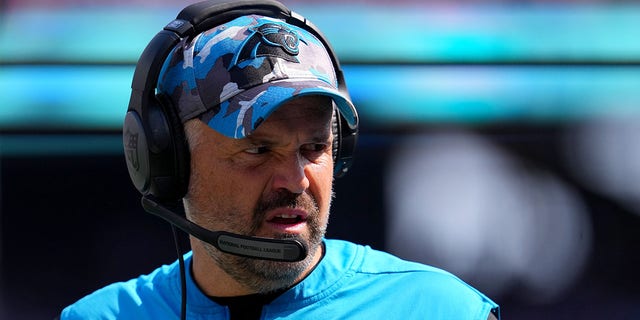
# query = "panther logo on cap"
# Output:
<box><xmin>230</xmin><ymin>22</ymin><xmax>307</xmax><ymax>68</ymax></box>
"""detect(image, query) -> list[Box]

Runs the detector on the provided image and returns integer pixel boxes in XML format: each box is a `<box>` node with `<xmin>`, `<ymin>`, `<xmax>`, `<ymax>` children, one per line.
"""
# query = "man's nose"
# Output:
<box><xmin>271</xmin><ymin>153</ymin><xmax>310</xmax><ymax>194</ymax></box>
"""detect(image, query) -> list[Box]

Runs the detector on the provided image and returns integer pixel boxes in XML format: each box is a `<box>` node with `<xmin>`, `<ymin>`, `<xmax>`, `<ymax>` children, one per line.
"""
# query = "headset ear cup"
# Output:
<box><xmin>162</xmin><ymin>94</ymin><xmax>190</xmax><ymax>202</ymax></box>
<box><xmin>151</xmin><ymin>93</ymin><xmax>191</xmax><ymax>203</ymax></box>
<box><xmin>124</xmin><ymin>93</ymin><xmax>190</xmax><ymax>204</ymax></box>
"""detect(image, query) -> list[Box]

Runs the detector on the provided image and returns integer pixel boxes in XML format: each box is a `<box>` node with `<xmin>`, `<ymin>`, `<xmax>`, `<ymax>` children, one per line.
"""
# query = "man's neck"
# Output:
<box><xmin>208</xmin><ymin>290</ymin><xmax>287</xmax><ymax>320</ymax></box>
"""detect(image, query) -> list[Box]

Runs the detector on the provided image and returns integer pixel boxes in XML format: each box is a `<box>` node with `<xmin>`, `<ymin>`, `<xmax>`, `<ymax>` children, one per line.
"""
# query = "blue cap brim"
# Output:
<box><xmin>202</xmin><ymin>79</ymin><xmax>358</xmax><ymax>139</ymax></box>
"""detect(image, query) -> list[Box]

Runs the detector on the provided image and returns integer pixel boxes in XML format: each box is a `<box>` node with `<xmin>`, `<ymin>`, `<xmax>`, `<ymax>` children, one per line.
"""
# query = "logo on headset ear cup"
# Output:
<box><xmin>123</xmin><ymin>110</ymin><xmax>151</xmax><ymax>194</ymax></box>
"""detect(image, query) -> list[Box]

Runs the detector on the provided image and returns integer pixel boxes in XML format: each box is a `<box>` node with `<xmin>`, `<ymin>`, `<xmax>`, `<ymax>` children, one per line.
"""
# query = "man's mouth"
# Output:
<box><xmin>265</xmin><ymin>209</ymin><xmax>309</xmax><ymax>232</ymax></box>
<box><xmin>268</xmin><ymin>213</ymin><xmax>306</xmax><ymax>224</ymax></box>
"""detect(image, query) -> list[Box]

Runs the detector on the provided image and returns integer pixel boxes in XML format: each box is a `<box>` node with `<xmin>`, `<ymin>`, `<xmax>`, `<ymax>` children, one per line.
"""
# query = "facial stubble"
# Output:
<box><xmin>200</xmin><ymin>190</ymin><xmax>329</xmax><ymax>294</ymax></box>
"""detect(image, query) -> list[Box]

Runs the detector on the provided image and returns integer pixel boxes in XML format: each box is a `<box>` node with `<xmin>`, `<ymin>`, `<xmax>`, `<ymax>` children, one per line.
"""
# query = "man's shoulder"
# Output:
<box><xmin>60</xmin><ymin>279</ymin><xmax>137</xmax><ymax>319</ymax></box>
<box><xmin>324</xmin><ymin>239</ymin><xmax>499</xmax><ymax>319</ymax></box>
<box><xmin>325</xmin><ymin>238</ymin><xmax>458</xmax><ymax>276</ymax></box>
<box><xmin>60</xmin><ymin>258</ymin><xmax>182</xmax><ymax>320</ymax></box>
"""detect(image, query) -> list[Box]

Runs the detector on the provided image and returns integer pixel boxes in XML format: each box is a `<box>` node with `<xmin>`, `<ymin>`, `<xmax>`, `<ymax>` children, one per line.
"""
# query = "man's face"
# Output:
<box><xmin>183</xmin><ymin>95</ymin><xmax>335</xmax><ymax>293</ymax></box>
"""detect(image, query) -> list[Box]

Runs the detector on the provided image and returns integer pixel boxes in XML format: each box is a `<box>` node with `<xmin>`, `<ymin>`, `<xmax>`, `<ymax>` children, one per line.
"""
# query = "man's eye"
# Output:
<box><xmin>302</xmin><ymin>143</ymin><xmax>328</xmax><ymax>153</ymax></box>
<box><xmin>245</xmin><ymin>146</ymin><xmax>269</xmax><ymax>154</ymax></box>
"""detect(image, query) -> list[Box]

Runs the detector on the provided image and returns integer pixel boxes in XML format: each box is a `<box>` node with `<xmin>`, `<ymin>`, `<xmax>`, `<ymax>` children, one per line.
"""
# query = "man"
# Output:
<box><xmin>61</xmin><ymin>1</ymin><xmax>499</xmax><ymax>319</ymax></box>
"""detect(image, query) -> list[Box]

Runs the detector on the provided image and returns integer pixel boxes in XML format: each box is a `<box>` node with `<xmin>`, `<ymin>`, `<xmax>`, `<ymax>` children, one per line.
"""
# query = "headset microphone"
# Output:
<box><xmin>141</xmin><ymin>196</ymin><xmax>308</xmax><ymax>262</ymax></box>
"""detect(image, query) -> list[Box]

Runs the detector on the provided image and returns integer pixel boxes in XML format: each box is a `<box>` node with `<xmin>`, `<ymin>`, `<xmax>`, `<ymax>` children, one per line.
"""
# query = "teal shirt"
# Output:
<box><xmin>61</xmin><ymin>239</ymin><xmax>499</xmax><ymax>319</ymax></box>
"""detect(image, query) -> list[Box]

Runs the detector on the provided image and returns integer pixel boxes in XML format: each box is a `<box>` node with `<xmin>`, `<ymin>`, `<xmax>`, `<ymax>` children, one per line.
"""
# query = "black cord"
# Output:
<box><xmin>171</xmin><ymin>225</ymin><xmax>187</xmax><ymax>320</ymax></box>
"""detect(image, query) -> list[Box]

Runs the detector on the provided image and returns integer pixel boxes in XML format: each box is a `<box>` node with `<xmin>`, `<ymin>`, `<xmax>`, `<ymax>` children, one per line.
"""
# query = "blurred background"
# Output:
<box><xmin>1</xmin><ymin>0</ymin><xmax>640</xmax><ymax>318</ymax></box>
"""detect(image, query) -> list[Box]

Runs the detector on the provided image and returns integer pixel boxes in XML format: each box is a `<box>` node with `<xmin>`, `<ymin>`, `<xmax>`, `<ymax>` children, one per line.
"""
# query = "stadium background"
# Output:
<box><xmin>1</xmin><ymin>0</ymin><xmax>639</xmax><ymax>318</ymax></box>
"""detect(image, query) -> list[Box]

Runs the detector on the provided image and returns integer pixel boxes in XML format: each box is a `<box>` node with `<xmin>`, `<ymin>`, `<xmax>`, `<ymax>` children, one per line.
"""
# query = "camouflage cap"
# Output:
<box><xmin>157</xmin><ymin>14</ymin><xmax>357</xmax><ymax>139</ymax></box>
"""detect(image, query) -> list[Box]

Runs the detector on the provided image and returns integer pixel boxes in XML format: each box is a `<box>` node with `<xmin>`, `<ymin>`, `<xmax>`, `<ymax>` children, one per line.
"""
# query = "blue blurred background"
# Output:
<box><xmin>1</xmin><ymin>0</ymin><xmax>640</xmax><ymax>318</ymax></box>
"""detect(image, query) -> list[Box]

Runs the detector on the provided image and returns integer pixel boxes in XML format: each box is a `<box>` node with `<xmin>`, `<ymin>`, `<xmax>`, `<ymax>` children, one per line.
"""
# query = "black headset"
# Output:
<box><xmin>123</xmin><ymin>0</ymin><xmax>358</xmax><ymax>205</ymax></box>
